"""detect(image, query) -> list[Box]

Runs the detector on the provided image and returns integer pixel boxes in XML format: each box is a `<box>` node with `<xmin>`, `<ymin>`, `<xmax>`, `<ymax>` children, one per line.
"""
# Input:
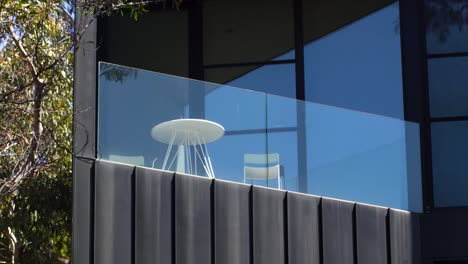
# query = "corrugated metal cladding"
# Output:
<box><xmin>72</xmin><ymin>159</ymin><xmax>422</xmax><ymax>264</ymax></box>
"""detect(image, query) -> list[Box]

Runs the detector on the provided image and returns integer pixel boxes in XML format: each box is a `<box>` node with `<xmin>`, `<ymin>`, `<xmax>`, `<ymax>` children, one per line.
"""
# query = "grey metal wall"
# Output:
<box><xmin>72</xmin><ymin>12</ymin><xmax>97</xmax><ymax>263</ymax></box>
<box><xmin>72</xmin><ymin>160</ymin><xmax>422</xmax><ymax>264</ymax></box>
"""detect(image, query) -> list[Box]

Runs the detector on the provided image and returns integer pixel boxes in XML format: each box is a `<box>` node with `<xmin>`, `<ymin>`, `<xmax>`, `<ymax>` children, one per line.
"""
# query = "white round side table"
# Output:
<box><xmin>151</xmin><ymin>119</ymin><xmax>224</xmax><ymax>178</ymax></box>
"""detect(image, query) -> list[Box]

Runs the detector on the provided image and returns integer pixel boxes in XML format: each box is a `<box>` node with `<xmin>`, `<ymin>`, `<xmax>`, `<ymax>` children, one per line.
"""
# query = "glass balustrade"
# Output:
<box><xmin>98</xmin><ymin>62</ymin><xmax>422</xmax><ymax>212</ymax></box>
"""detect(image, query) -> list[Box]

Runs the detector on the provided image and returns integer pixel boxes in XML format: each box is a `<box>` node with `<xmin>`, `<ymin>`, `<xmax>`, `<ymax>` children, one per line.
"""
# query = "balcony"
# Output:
<box><xmin>97</xmin><ymin>62</ymin><xmax>422</xmax><ymax>212</ymax></box>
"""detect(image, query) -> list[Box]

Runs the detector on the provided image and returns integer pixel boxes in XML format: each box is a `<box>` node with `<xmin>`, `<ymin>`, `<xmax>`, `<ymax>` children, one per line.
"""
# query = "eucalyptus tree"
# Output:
<box><xmin>0</xmin><ymin>1</ymin><xmax>174</xmax><ymax>262</ymax></box>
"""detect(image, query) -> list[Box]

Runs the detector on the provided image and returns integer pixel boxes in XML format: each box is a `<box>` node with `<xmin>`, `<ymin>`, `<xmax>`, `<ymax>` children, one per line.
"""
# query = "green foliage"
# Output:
<box><xmin>0</xmin><ymin>0</ymin><xmax>74</xmax><ymax>262</ymax></box>
<box><xmin>0</xmin><ymin>0</ymin><xmax>175</xmax><ymax>262</ymax></box>
<box><xmin>0</xmin><ymin>172</ymin><xmax>72</xmax><ymax>263</ymax></box>
<box><xmin>78</xmin><ymin>0</ymin><xmax>182</xmax><ymax>20</ymax></box>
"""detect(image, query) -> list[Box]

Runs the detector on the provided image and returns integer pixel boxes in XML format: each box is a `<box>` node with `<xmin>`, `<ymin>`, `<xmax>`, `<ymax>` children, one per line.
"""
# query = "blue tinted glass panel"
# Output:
<box><xmin>266</xmin><ymin>95</ymin><xmax>301</xmax><ymax>192</ymax></box>
<box><xmin>264</xmin><ymin>92</ymin><xmax>422</xmax><ymax>211</ymax></box>
<box><xmin>304</xmin><ymin>102</ymin><xmax>420</xmax><ymax>210</ymax></box>
<box><xmin>266</xmin><ymin>130</ymin><xmax>299</xmax><ymax>191</ymax></box>
<box><xmin>267</xmin><ymin>92</ymin><xmax>298</xmax><ymax>128</ymax></box>
<box><xmin>205</xmin><ymin>86</ymin><xmax>266</xmax><ymax>131</ymax></box>
<box><xmin>432</xmin><ymin>121</ymin><xmax>468</xmax><ymax>207</ymax></box>
<box><xmin>98</xmin><ymin>65</ymin><xmax>191</xmax><ymax>167</ymax></box>
<box><xmin>304</xmin><ymin>3</ymin><xmax>404</xmax><ymax>119</ymax></box>
<box><xmin>209</xmin><ymin>133</ymin><xmax>267</xmax><ymax>184</ymax></box>
<box><xmin>205</xmin><ymin>64</ymin><xmax>296</xmax><ymax>98</ymax></box>
<box><xmin>98</xmin><ymin>62</ymin><xmax>422</xmax><ymax>212</ymax></box>
<box><xmin>428</xmin><ymin>57</ymin><xmax>468</xmax><ymax>118</ymax></box>
<box><xmin>426</xmin><ymin>0</ymin><xmax>468</xmax><ymax>54</ymax></box>
<box><xmin>98</xmin><ymin>63</ymin><xmax>266</xmax><ymax>176</ymax></box>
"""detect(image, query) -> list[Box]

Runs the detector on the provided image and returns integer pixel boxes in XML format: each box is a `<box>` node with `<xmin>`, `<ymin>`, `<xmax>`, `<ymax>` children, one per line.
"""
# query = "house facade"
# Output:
<box><xmin>73</xmin><ymin>0</ymin><xmax>468</xmax><ymax>263</ymax></box>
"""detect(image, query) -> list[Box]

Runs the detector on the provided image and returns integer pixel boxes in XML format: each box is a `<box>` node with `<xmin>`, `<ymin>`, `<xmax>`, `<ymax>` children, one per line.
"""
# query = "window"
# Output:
<box><xmin>205</xmin><ymin>64</ymin><xmax>296</xmax><ymax>98</ymax></box>
<box><xmin>303</xmin><ymin>1</ymin><xmax>404</xmax><ymax>119</ymax></box>
<box><xmin>425</xmin><ymin>0</ymin><xmax>468</xmax><ymax>207</ymax></box>
<box><xmin>428</xmin><ymin>57</ymin><xmax>468</xmax><ymax>118</ymax></box>
<box><xmin>426</xmin><ymin>0</ymin><xmax>468</xmax><ymax>54</ymax></box>
<box><xmin>203</xmin><ymin>0</ymin><xmax>294</xmax><ymax>64</ymax></box>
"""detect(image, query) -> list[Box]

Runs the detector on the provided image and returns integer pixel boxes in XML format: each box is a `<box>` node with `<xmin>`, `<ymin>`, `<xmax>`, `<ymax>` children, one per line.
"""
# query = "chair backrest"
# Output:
<box><xmin>244</xmin><ymin>153</ymin><xmax>280</xmax><ymax>165</ymax></box>
<box><xmin>109</xmin><ymin>154</ymin><xmax>145</xmax><ymax>166</ymax></box>
<box><xmin>244</xmin><ymin>153</ymin><xmax>280</xmax><ymax>180</ymax></box>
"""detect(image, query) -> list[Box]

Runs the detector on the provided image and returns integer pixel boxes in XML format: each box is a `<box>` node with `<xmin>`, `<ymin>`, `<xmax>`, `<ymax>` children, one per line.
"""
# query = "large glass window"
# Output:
<box><xmin>426</xmin><ymin>0</ymin><xmax>468</xmax><ymax>54</ymax></box>
<box><xmin>428</xmin><ymin>57</ymin><xmax>468</xmax><ymax>118</ymax></box>
<box><xmin>432</xmin><ymin>121</ymin><xmax>468</xmax><ymax>207</ymax></box>
<box><xmin>425</xmin><ymin>0</ymin><xmax>468</xmax><ymax>207</ymax></box>
<box><xmin>203</xmin><ymin>0</ymin><xmax>294</xmax><ymax>65</ymax></box>
<box><xmin>303</xmin><ymin>1</ymin><xmax>404</xmax><ymax>119</ymax></box>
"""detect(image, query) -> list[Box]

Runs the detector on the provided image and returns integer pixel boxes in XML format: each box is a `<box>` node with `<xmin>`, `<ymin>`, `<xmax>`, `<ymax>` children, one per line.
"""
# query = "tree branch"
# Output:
<box><xmin>8</xmin><ymin>26</ymin><xmax>37</xmax><ymax>76</ymax></box>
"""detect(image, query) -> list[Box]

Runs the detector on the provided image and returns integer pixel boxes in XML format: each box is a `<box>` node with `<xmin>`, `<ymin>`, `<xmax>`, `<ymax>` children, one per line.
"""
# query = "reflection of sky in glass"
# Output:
<box><xmin>432</xmin><ymin>121</ymin><xmax>468</xmax><ymax>207</ymax></box>
<box><xmin>305</xmin><ymin>103</ymin><xmax>410</xmax><ymax>208</ymax></box>
<box><xmin>205</xmin><ymin>87</ymin><xmax>266</xmax><ymax>131</ymax></box>
<box><xmin>428</xmin><ymin>57</ymin><xmax>468</xmax><ymax>118</ymax></box>
<box><xmin>304</xmin><ymin>3</ymin><xmax>404</xmax><ymax>119</ymax></box>
<box><xmin>219</xmin><ymin>63</ymin><xmax>296</xmax><ymax>98</ymax></box>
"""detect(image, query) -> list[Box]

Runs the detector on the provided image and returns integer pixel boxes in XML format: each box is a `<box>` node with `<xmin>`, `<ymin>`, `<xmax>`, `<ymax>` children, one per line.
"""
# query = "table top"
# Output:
<box><xmin>151</xmin><ymin>118</ymin><xmax>225</xmax><ymax>145</ymax></box>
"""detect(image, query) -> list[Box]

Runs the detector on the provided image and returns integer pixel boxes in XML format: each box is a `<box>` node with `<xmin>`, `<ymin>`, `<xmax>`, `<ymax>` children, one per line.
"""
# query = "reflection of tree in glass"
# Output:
<box><xmin>100</xmin><ymin>64</ymin><xmax>138</xmax><ymax>83</ymax></box>
<box><xmin>426</xmin><ymin>0</ymin><xmax>468</xmax><ymax>43</ymax></box>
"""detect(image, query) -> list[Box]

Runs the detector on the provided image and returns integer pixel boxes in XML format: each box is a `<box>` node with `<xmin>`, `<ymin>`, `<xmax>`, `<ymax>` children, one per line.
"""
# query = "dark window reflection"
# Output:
<box><xmin>205</xmin><ymin>64</ymin><xmax>296</xmax><ymax>98</ymax></box>
<box><xmin>101</xmin><ymin>9</ymin><xmax>189</xmax><ymax>77</ymax></box>
<box><xmin>426</xmin><ymin>0</ymin><xmax>468</xmax><ymax>54</ymax></box>
<box><xmin>428</xmin><ymin>57</ymin><xmax>468</xmax><ymax>118</ymax></box>
<box><xmin>304</xmin><ymin>2</ymin><xmax>404</xmax><ymax>119</ymax></box>
<box><xmin>203</xmin><ymin>0</ymin><xmax>294</xmax><ymax>64</ymax></box>
<box><xmin>432</xmin><ymin>121</ymin><xmax>468</xmax><ymax>207</ymax></box>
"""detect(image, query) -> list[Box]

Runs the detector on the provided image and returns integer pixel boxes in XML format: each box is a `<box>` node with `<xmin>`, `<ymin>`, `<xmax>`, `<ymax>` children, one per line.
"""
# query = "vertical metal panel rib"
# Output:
<box><xmin>321</xmin><ymin>198</ymin><xmax>355</xmax><ymax>264</ymax></box>
<box><xmin>390</xmin><ymin>209</ymin><xmax>422</xmax><ymax>264</ymax></box>
<box><xmin>135</xmin><ymin>168</ymin><xmax>174</xmax><ymax>264</ymax></box>
<box><xmin>356</xmin><ymin>204</ymin><xmax>388</xmax><ymax>264</ymax></box>
<box><xmin>214</xmin><ymin>181</ymin><xmax>251</xmax><ymax>264</ymax></box>
<box><xmin>72</xmin><ymin>158</ymin><xmax>94</xmax><ymax>264</ymax></box>
<box><xmin>94</xmin><ymin>161</ymin><xmax>134</xmax><ymax>264</ymax></box>
<box><xmin>287</xmin><ymin>192</ymin><xmax>321</xmax><ymax>264</ymax></box>
<box><xmin>252</xmin><ymin>187</ymin><xmax>286</xmax><ymax>264</ymax></box>
<box><xmin>175</xmin><ymin>174</ymin><xmax>212</xmax><ymax>264</ymax></box>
